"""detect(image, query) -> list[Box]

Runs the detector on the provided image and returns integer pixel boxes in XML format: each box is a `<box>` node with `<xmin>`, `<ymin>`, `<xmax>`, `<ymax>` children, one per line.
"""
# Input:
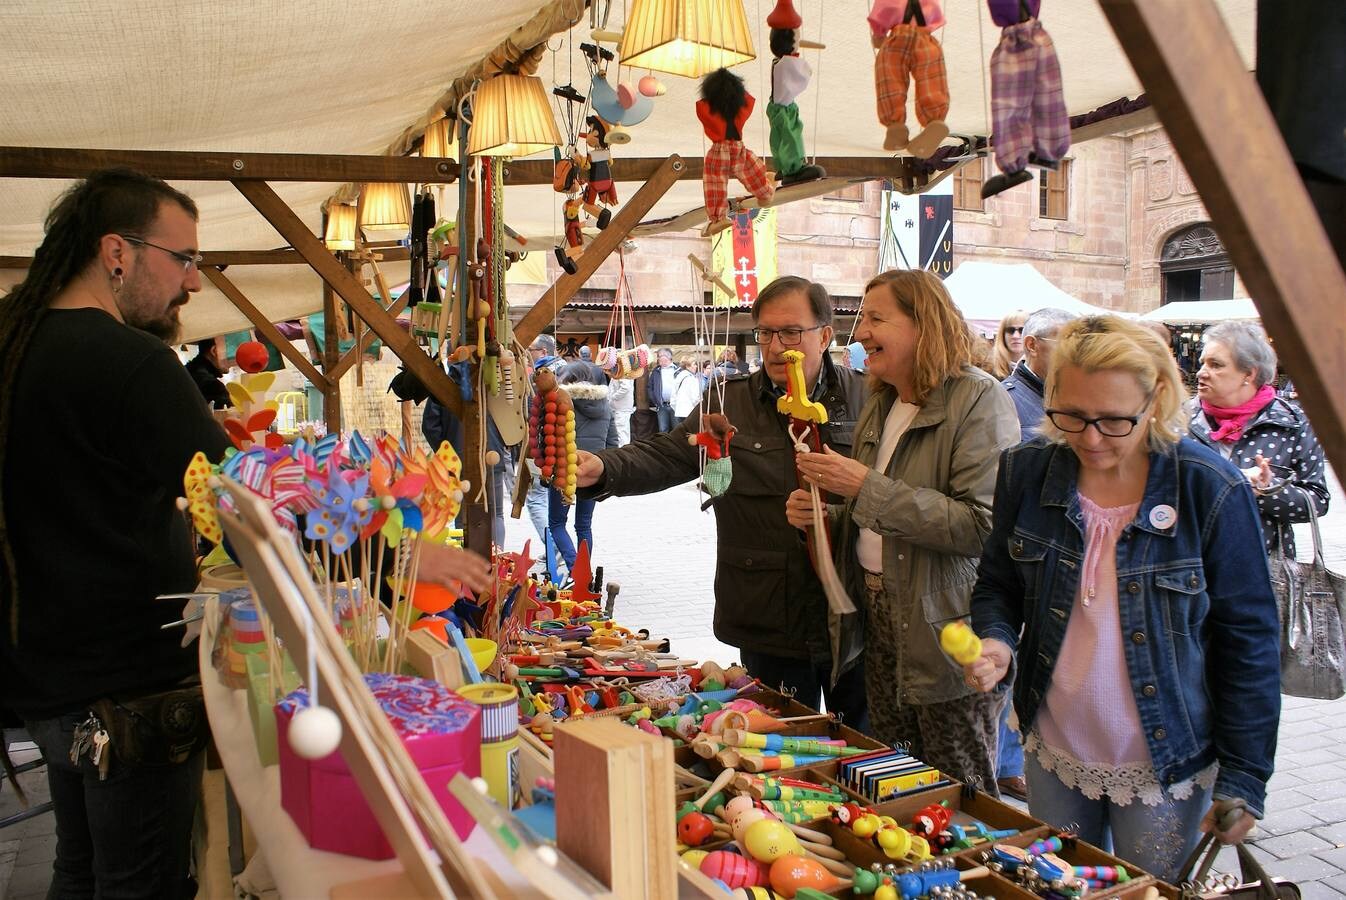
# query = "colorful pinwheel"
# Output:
<box><xmin>305</xmin><ymin>467</ymin><xmax>372</xmax><ymax>553</ymax></box>
<box><xmin>182</xmin><ymin>451</ymin><xmax>222</xmax><ymax>544</ymax></box>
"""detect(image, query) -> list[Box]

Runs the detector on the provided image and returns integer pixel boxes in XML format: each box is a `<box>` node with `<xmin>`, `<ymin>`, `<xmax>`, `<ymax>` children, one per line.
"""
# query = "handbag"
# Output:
<box><xmin>1269</xmin><ymin>485</ymin><xmax>1346</xmax><ymax>700</ymax></box>
<box><xmin>1179</xmin><ymin>828</ymin><xmax>1300</xmax><ymax>900</ymax></box>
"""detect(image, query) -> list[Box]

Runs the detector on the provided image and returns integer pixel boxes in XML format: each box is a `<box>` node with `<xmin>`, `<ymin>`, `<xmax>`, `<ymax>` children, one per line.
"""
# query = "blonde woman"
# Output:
<box><xmin>965</xmin><ymin>316</ymin><xmax>1279</xmax><ymax>879</ymax></box>
<box><xmin>787</xmin><ymin>270</ymin><xmax>1020</xmax><ymax>792</ymax></box>
<box><xmin>990</xmin><ymin>310</ymin><xmax>1027</xmax><ymax>379</ymax></box>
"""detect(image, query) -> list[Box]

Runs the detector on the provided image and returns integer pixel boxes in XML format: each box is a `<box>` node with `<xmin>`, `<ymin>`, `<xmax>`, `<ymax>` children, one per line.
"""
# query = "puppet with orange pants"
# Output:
<box><xmin>869</xmin><ymin>0</ymin><xmax>949</xmax><ymax>157</ymax></box>
<box><xmin>697</xmin><ymin>68</ymin><xmax>775</xmax><ymax>237</ymax></box>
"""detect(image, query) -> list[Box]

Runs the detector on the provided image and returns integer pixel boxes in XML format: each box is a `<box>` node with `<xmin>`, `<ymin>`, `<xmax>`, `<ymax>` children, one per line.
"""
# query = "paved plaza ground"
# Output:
<box><xmin>5</xmin><ymin>472</ymin><xmax>1346</xmax><ymax>897</ymax></box>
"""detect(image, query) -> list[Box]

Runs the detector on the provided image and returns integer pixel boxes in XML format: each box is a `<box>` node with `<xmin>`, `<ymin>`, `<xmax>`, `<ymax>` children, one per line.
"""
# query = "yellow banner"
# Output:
<box><xmin>711</xmin><ymin>207</ymin><xmax>778</xmax><ymax>306</ymax></box>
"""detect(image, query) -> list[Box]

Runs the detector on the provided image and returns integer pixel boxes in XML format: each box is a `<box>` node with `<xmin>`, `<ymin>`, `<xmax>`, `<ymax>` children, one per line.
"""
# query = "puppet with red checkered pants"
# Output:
<box><xmin>697</xmin><ymin>68</ymin><xmax>775</xmax><ymax>238</ymax></box>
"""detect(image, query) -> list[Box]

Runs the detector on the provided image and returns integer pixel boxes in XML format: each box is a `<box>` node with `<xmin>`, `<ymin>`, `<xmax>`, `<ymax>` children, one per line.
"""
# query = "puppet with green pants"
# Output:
<box><xmin>767</xmin><ymin>0</ymin><xmax>826</xmax><ymax>185</ymax></box>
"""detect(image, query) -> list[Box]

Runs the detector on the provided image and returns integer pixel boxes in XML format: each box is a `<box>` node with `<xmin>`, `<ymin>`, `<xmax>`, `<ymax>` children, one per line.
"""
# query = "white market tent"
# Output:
<box><xmin>0</xmin><ymin>0</ymin><xmax>1258</xmax><ymax>342</ymax></box>
<box><xmin>1139</xmin><ymin>297</ymin><xmax>1259</xmax><ymax>324</ymax></box>
<box><xmin>944</xmin><ymin>261</ymin><xmax>1111</xmax><ymax>328</ymax></box>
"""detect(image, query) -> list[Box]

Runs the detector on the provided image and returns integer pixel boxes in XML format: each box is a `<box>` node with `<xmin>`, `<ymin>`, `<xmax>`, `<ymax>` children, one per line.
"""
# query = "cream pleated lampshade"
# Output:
<box><xmin>467</xmin><ymin>75</ymin><xmax>562</xmax><ymax>158</ymax></box>
<box><xmin>422</xmin><ymin>116</ymin><xmax>458</xmax><ymax>159</ymax></box>
<box><xmin>618</xmin><ymin>0</ymin><xmax>756</xmax><ymax>78</ymax></box>
<box><xmin>357</xmin><ymin>182</ymin><xmax>411</xmax><ymax>233</ymax></box>
<box><xmin>323</xmin><ymin>203</ymin><xmax>356</xmax><ymax>250</ymax></box>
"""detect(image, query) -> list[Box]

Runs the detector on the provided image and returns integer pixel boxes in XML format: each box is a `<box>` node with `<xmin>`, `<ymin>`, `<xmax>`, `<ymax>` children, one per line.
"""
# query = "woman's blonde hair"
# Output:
<box><xmin>1040</xmin><ymin>315</ymin><xmax>1190</xmax><ymax>451</ymax></box>
<box><xmin>991</xmin><ymin>310</ymin><xmax>1028</xmax><ymax>379</ymax></box>
<box><xmin>863</xmin><ymin>270</ymin><xmax>972</xmax><ymax>405</ymax></box>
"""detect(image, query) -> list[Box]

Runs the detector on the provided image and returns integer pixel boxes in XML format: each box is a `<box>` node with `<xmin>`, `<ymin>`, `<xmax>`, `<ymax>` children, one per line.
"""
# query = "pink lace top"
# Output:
<box><xmin>1028</xmin><ymin>494</ymin><xmax>1217</xmax><ymax>805</ymax></box>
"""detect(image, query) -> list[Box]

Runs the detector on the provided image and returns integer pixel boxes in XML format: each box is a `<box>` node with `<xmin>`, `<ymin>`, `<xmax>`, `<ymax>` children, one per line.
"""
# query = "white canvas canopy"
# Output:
<box><xmin>944</xmin><ymin>260</ymin><xmax>1111</xmax><ymax>327</ymax></box>
<box><xmin>1139</xmin><ymin>297</ymin><xmax>1259</xmax><ymax>324</ymax></box>
<box><xmin>0</xmin><ymin>0</ymin><xmax>1257</xmax><ymax>341</ymax></box>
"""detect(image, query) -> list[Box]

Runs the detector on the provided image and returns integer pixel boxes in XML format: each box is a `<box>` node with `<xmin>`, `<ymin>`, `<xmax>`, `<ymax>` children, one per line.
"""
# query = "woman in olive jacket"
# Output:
<box><xmin>789</xmin><ymin>270</ymin><xmax>1020</xmax><ymax>792</ymax></box>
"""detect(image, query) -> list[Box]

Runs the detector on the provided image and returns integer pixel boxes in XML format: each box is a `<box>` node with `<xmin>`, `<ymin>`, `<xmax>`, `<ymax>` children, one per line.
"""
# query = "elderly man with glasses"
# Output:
<box><xmin>573</xmin><ymin>276</ymin><xmax>871</xmax><ymax>727</ymax></box>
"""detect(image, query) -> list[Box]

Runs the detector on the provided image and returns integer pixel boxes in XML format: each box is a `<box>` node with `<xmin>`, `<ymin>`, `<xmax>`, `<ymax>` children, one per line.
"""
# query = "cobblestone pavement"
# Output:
<box><xmin>5</xmin><ymin>473</ymin><xmax>1346</xmax><ymax>897</ymax></box>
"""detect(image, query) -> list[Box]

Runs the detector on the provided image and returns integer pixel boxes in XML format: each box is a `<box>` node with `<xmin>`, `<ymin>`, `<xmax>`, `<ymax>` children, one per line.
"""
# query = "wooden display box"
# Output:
<box><xmin>1009</xmin><ymin>835</ymin><xmax>1159</xmax><ymax>900</ymax></box>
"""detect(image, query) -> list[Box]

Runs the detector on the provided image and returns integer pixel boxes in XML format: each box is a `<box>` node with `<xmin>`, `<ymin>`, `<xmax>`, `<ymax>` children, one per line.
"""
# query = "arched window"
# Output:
<box><xmin>1160</xmin><ymin>224</ymin><xmax>1234</xmax><ymax>303</ymax></box>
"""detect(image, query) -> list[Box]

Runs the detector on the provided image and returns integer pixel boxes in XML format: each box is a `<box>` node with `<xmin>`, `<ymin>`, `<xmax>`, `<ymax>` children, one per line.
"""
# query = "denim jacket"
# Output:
<box><xmin>971</xmin><ymin>436</ymin><xmax>1281</xmax><ymax>816</ymax></box>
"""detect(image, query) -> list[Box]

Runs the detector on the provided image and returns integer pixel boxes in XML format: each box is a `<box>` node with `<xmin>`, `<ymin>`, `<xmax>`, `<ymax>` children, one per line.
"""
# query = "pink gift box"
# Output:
<box><xmin>276</xmin><ymin>673</ymin><xmax>481</xmax><ymax>859</ymax></box>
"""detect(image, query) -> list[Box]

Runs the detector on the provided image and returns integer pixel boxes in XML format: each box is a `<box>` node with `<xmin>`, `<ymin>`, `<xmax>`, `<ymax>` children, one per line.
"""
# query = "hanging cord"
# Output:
<box><xmin>809</xmin><ymin>0</ymin><xmax>825</xmax><ymax>166</ymax></box>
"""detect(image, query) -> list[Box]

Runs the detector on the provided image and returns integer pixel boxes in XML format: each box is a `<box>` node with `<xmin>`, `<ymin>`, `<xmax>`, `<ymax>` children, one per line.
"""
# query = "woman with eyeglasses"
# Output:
<box><xmin>990</xmin><ymin>310</ymin><xmax>1028</xmax><ymax>379</ymax></box>
<box><xmin>964</xmin><ymin>316</ymin><xmax>1279</xmax><ymax>880</ymax></box>
<box><xmin>1189</xmin><ymin>321</ymin><xmax>1328</xmax><ymax>554</ymax></box>
<box><xmin>787</xmin><ymin>269</ymin><xmax>1020</xmax><ymax>792</ymax></box>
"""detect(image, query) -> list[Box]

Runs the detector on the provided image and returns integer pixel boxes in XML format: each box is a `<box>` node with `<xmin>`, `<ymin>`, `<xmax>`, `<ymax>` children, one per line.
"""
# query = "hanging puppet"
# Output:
<box><xmin>697</xmin><ymin>68</ymin><xmax>776</xmax><ymax>238</ymax></box>
<box><xmin>766</xmin><ymin>0</ymin><xmax>826</xmax><ymax>185</ymax></box>
<box><xmin>869</xmin><ymin>0</ymin><xmax>949</xmax><ymax>157</ymax></box>
<box><xmin>690</xmin><ymin>412</ymin><xmax>737</xmax><ymax>508</ymax></box>
<box><xmin>981</xmin><ymin>0</ymin><xmax>1069</xmax><ymax>198</ymax></box>
<box><xmin>574</xmin><ymin>115</ymin><xmax>617</xmax><ymax>229</ymax></box>
<box><xmin>551</xmin><ymin>84</ymin><xmax>589</xmax><ymax>276</ymax></box>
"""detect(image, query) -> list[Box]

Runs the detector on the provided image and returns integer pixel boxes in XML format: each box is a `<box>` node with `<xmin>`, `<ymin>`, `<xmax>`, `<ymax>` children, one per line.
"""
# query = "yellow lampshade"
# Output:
<box><xmin>422</xmin><ymin>117</ymin><xmax>458</xmax><ymax>159</ymax></box>
<box><xmin>618</xmin><ymin>0</ymin><xmax>755</xmax><ymax>78</ymax></box>
<box><xmin>466</xmin><ymin>75</ymin><xmax>562</xmax><ymax>158</ymax></box>
<box><xmin>357</xmin><ymin>182</ymin><xmax>411</xmax><ymax>232</ymax></box>
<box><xmin>323</xmin><ymin>203</ymin><xmax>356</xmax><ymax>250</ymax></box>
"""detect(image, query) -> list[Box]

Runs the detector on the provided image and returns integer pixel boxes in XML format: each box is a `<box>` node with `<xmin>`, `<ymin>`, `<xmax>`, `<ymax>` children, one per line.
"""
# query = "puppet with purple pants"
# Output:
<box><xmin>981</xmin><ymin>0</ymin><xmax>1070</xmax><ymax>199</ymax></box>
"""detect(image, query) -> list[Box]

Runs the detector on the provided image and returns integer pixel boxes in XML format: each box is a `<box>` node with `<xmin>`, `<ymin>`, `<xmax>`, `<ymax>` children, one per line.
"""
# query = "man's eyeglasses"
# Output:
<box><xmin>752</xmin><ymin>325</ymin><xmax>824</xmax><ymax>346</ymax></box>
<box><xmin>1045</xmin><ymin>394</ymin><xmax>1154</xmax><ymax>438</ymax></box>
<box><xmin>119</xmin><ymin>235</ymin><xmax>204</xmax><ymax>273</ymax></box>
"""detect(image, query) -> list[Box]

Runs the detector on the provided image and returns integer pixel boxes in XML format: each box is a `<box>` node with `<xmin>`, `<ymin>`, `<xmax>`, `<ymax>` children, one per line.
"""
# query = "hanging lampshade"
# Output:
<box><xmin>422</xmin><ymin>116</ymin><xmax>458</xmax><ymax>159</ymax></box>
<box><xmin>357</xmin><ymin>182</ymin><xmax>411</xmax><ymax>233</ymax></box>
<box><xmin>467</xmin><ymin>74</ymin><xmax>562</xmax><ymax>158</ymax></box>
<box><xmin>618</xmin><ymin>0</ymin><xmax>756</xmax><ymax>78</ymax></box>
<box><xmin>323</xmin><ymin>203</ymin><xmax>357</xmax><ymax>250</ymax></box>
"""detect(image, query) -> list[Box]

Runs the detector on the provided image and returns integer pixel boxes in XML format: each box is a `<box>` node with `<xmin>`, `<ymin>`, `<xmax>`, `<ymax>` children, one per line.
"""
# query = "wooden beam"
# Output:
<box><xmin>502</xmin><ymin>155</ymin><xmax>924</xmax><ymax>185</ymax></box>
<box><xmin>199</xmin><ymin>266</ymin><xmax>329</xmax><ymax>391</ymax></box>
<box><xmin>0</xmin><ymin>146</ymin><xmax>457</xmax><ymax>183</ymax></box>
<box><xmin>1</xmin><ymin>246</ymin><xmax>412</xmax><ymax>270</ymax></box>
<box><xmin>1100</xmin><ymin>0</ymin><xmax>1346</xmax><ymax>474</ymax></box>
<box><xmin>515</xmin><ymin>155</ymin><xmax>685</xmax><ymax>347</ymax></box>
<box><xmin>322</xmin><ymin>278</ymin><xmax>342</xmax><ymax>434</ymax></box>
<box><xmin>232</xmin><ymin>179</ymin><xmax>464</xmax><ymax>419</ymax></box>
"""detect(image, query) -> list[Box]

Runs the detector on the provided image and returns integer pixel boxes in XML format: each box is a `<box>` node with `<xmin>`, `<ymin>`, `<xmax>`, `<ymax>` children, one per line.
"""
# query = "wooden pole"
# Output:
<box><xmin>322</xmin><ymin>275</ymin><xmax>342</xmax><ymax>435</ymax></box>
<box><xmin>1099</xmin><ymin>0</ymin><xmax>1346</xmax><ymax>473</ymax></box>
<box><xmin>514</xmin><ymin>155</ymin><xmax>686</xmax><ymax>348</ymax></box>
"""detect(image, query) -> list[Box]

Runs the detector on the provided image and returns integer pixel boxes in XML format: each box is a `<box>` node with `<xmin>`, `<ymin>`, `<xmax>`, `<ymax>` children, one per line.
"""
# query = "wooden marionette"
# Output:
<box><xmin>981</xmin><ymin>0</ymin><xmax>1069</xmax><ymax>198</ymax></box>
<box><xmin>697</xmin><ymin>67</ymin><xmax>776</xmax><ymax>238</ymax></box>
<box><xmin>689</xmin><ymin>412</ymin><xmax>737</xmax><ymax>506</ymax></box>
<box><xmin>870</xmin><ymin>0</ymin><xmax>950</xmax><ymax>157</ymax></box>
<box><xmin>766</xmin><ymin>0</ymin><xmax>826</xmax><ymax>185</ymax></box>
<box><xmin>526</xmin><ymin>367</ymin><xmax>578</xmax><ymax>504</ymax></box>
<box><xmin>575</xmin><ymin>115</ymin><xmax>617</xmax><ymax>229</ymax></box>
<box><xmin>551</xmin><ymin>84</ymin><xmax>588</xmax><ymax>276</ymax></box>
<box><xmin>555</xmin><ymin>195</ymin><xmax>585</xmax><ymax>276</ymax></box>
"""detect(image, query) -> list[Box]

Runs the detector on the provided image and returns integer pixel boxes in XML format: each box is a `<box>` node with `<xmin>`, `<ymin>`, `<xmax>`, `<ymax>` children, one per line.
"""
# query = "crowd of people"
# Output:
<box><xmin>0</xmin><ymin>169</ymin><xmax>1328</xmax><ymax>895</ymax></box>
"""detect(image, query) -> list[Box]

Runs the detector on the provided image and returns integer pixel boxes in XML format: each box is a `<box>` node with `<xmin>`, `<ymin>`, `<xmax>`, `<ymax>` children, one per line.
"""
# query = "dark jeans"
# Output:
<box><xmin>996</xmin><ymin>701</ymin><xmax>1025</xmax><ymax>779</ymax></box>
<box><xmin>738</xmin><ymin>650</ymin><xmax>870</xmax><ymax>735</ymax></box>
<box><xmin>25</xmin><ymin>711</ymin><xmax>203</xmax><ymax>900</ymax></box>
<box><xmin>655</xmin><ymin>403</ymin><xmax>677</xmax><ymax>433</ymax></box>
<box><xmin>548</xmin><ymin>486</ymin><xmax>596</xmax><ymax>571</ymax></box>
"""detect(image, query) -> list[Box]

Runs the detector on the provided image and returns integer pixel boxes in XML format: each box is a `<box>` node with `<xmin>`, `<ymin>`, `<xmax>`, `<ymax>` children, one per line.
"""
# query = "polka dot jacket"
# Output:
<box><xmin>1190</xmin><ymin>397</ymin><xmax>1329</xmax><ymax>556</ymax></box>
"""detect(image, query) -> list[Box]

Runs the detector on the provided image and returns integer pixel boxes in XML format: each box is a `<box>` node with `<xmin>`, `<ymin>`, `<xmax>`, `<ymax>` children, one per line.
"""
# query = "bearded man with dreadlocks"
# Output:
<box><xmin>0</xmin><ymin>169</ymin><xmax>229</xmax><ymax>898</ymax></box>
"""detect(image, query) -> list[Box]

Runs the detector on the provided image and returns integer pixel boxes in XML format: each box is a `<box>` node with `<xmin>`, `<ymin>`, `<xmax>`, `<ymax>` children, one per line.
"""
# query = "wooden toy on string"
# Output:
<box><xmin>698</xmin><ymin>67</ymin><xmax>776</xmax><ymax>238</ymax></box>
<box><xmin>527</xmin><ymin>367</ymin><xmax>578</xmax><ymax>504</ymax></box>
<box><xmin>573</xmin><ymin>115</ymin><xmax>619</xmax><ymax>230</ymax></box>
<box><xmin>869</xmin><ymin>0</ymin><xmax>950</xmax><ymax>157</ymax></box>
<box><xmin>583</xmin><ymin>41</ymin><xmax>653</xmax><ymax>132</ymax></box>
<box><xmin>688</xmin><ymin>254</ymin><xmax>738</xmax><ymax>508</ymax></box>
<box><xmin>766</xmin><ymin>0</ymin><xmax>827</xmax><ymax>186</ymax></box>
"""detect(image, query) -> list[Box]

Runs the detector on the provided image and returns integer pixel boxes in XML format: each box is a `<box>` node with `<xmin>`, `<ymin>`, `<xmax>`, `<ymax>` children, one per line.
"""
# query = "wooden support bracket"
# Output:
<box><xmin>200</xmin><ymin>266</ymin><xmax>329</xmax><ymax>391</ymax></box>
<box><xmin>514</xmin><ymin>155</ymin><xmax>685</xmax><ymax>347</ymax></box>
<box><xmin>232</xmin><ymin>179</ymin><xmax>463</xmax><ymax>419</ymax></box>
<box><xmin>1100</xmin><ymin>0</ymin><xmax>1346</xmax><ymax>474</ymax></box>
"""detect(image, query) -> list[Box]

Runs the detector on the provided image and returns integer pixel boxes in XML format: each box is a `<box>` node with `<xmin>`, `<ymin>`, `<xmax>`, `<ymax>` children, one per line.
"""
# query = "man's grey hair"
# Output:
<box><xmin>530</xmin><ymin>334</ymin><xmax>557</xmax><ymax>355</ymax></box>
<box><xmin>1023</xmin><ymin>307</ymin><xmax>1078</xmax><ymax>340</ymax></box>
<box><xmin>1204</xmin><ymin>320</ymin><xmax>1278</xmax><ymax>388</ymax></box>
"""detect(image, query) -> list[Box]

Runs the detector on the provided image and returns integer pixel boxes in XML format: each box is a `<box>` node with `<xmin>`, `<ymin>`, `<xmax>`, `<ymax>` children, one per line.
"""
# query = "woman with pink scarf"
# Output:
<box><xmin>1189</xmin><ymin>321</ymin><xmax>1328</xmax><ymax>554</ymax></box>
